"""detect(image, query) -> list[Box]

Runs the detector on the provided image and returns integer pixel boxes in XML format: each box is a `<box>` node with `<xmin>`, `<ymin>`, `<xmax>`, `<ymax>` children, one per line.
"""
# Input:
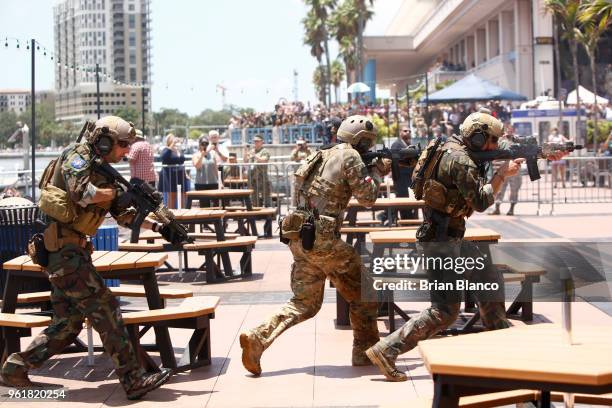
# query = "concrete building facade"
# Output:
<box><xmin>364</xmin><ymin>0</ymin><xmax>555</xmax><ymax>101</ymax></box>
<box><xmin>0</xmin><ymin>90</ymin><xmax>31</xmax><ymax>114</ymax></box>
<box><xmin>53</xmin><ymin>0</ymin><xmax>151</xmax><ymax>122</ymax></box>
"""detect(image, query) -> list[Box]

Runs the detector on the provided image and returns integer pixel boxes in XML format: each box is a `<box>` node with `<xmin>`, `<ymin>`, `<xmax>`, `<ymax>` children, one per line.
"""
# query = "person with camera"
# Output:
<box><xmin>0</xmin><ymin>116</ymin><xmax>172</xmax><ymax>399</ymax></box>
<box><xmin>239</xmin><ymin>116</ymin><xmax>391</xmax><ymax>376</ymax></box>
<box><xmin>207</xmin><ymin>130</ymin><xmax>229</xmax><ymax>163</ymax></box>
<box><xmin>192</xmin><ymin>136</ymin><xmax>220</xmax><ymax>207</ymax></box>
<box><xmin>290</xmin><ymin>138</ymin><xmax>312</xmax><ymax>162</ymax></box>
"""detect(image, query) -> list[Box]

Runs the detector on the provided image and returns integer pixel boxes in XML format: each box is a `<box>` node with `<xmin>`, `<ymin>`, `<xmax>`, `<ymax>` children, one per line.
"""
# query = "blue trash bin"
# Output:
<box><xmin>0</xmin><ymin>200</ymin><xmax>49</xmax><ymax>297</ymax></box>
<box><xmin>91</xmin><ymin>224</ymin><xmax>120</xmax><ymax>287</ymax></box>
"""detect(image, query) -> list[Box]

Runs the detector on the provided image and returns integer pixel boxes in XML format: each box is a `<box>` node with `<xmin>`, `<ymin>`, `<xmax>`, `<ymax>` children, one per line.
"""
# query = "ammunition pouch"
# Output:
<box><xmin>294</xmin><ymin>150</ymin><xmax>322</xmax><ymax>185</ymax></box>
<box><xmin>423</xmin><ymin>179</ymin><xmax>472</xmax><ymax>218</ymax></box>
<box><xmin>27</xmin><ymin>233</ymin><xmax>49</xmax><ymax>267</ymax></box>
<box><xmin>39</xmin><ymin>184</ymin><xmax>77</xmax><ymax>224</ymax></box>
<box><xmin>312</xmin><ymin>215</ymin><xmax>337</xmax><ymax>251</ymax></box>
<box><xmin>281</xmin><ymin>211</ymin><xmax>307</xmax><ymax>242</ymax></box>
<box><xmin>71</xmin><ymin>203</ymin><xmax>109</xmax><ymax>236</ymax></box>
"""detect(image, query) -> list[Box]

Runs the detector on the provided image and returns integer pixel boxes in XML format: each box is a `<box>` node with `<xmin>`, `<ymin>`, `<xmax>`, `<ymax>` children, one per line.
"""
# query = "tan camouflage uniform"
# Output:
<box><xmin>373</xmin><ymin>135</ymin><xmax>509</xmax><ymax>362</ymax></box>
<box><xmin>247</xmin><ymin>143</ymin><xmax>382</xmax><ymax>362</ymax></box>
<box><xmin>290</xmin><ymin>146</ymin><xmax>311</xmax><ymax>162</ymax></box>
<box><xmin>4</xmin><ymin>143</ymin><xmax>147</xmax><ymax>391</ymax></box>
<box><xmin>247</xmin><ymin>146</ymin><xmax>271</xmax><ymax>207</ymax></box>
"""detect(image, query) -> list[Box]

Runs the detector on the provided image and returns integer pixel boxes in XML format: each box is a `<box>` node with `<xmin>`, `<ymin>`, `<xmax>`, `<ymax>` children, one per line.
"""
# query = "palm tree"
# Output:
<box><xmin>330</xmin><ymin>59</ymin><xmax>346</xmax><ymax>103</ymax></box>
<box><xmin>302</xmin><ymin>0</ymin><xmax>336</xmax><ymax>107</ymax></box>
<box><xmin>577</xmin><ymin>0</ymin><xmax>612</xmax><ymax>143</ymax></box>
<box><xmin>544</xmin><ymin>0</ymin><xmax>583</xmax><ymax>141</ymax></box>
<box><xmin>313</xmin><ymin>65</ymin><xmax>327</xmax><ymax>103</ymax></box>
<box><xmin>329</xmin><ymin>0</ymin><xmax>374</xmax><ymax>83</ymax></box>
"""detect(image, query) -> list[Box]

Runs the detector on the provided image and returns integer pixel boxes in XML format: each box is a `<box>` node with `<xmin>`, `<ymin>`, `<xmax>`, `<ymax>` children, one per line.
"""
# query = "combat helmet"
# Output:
<box><xmin>459</xmin><ymin>108</ymin><xmax>503</xmax><ymax>151</ymax></box>
<box><xmin>88</xmin><ymin>116</ymin><xmax>136</xmax><ymax>155</ymax></box>
<box><xmin>336</xmin><ymin>115</ymin><xmax>377</xmax><ymax>153</ymax></box>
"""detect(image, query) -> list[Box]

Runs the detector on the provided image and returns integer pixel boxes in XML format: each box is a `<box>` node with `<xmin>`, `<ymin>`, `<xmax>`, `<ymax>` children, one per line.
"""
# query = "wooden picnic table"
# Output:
<box><xmin>186</xmin><ymin>188</ymin><xmax>254</xmax><ymax>210</ymax></box>
<box><xmin>419</xmin><ymin>324</ymin><xmax>612</xmax><ymax>407</ymax></box>
<box><xmin>223</xmin><ymin>177</ymin><xmax>249</xmax><ymax>188</ymax></box>
<box><xmin>1</xmin><ymin>251</ymin><xmax>179</xmax><ymax>368</ymax></box>
<box><xmin>345</xmin><ymin>197</ymin><xmax>425</xmax><ymax>227</ymax></box>
<box><xmin>335</xmin><ymin>228</ymin><xmax>502</xmax><ymax>327</ymax></box>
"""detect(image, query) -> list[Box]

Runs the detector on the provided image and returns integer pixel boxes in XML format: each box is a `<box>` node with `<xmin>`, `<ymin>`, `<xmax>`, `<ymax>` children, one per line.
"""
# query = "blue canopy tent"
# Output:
<box><xmin>422</xmin><ymin>74</ymin><xmax>528</xmax><ymax>103</ymax></box>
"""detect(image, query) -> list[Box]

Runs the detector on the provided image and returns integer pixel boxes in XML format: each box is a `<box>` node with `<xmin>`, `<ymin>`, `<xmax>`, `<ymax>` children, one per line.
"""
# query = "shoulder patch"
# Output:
<box><xmin>70</xmin><ymin>156</ymin><xmax>86</xmax><ymax>169</ymax></box>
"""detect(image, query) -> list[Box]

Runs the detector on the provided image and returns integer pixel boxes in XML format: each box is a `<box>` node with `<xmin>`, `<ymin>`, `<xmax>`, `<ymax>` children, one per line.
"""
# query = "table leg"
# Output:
<box><xmin>336</xmin><ymin>293</ymin><xmax>350</xmax><ymax>326</ymax></box>
<box><xmin>245</xmin><ymin>197</ymin><xmax>254</xmax><ymax>211</ymax></box>
<box><xmin>540</xmin><ymin>390</ymin><xmax>551</xmax><ymax>408</ymax></box>
<box><xmin>186</xmin><ymin>196</ymin><xmax>193</xmax><ymax>209</ymax></box>
<box><xmin>432</xmin><ymin>377</ymin><xmax>460</xmax><ymax>408</ymax></box>
<box><xmin>346</xmin><ymin>209</ymin><xmax>357</xmax><ymax>226</ymax></box>
<box><xmin>1</xmin><ymin>271</ymin><xmax>19</xmax><ymax>313</ymax></box>
<box><xmin>142</xmin><ymin>271</ymin><xmax>176</xmax><ymax>368</ymax></box>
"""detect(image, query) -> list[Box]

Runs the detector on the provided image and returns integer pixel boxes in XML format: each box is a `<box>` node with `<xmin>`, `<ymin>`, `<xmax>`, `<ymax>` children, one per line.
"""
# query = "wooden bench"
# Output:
<box><xmin>122</xmin><ymin>296</ymin><xmax>219</xmax><ymax>372</ymax></box>
<box><xmin>408</xmin><ymin>390</ymin><xmax>539</xmax><ymax>408</ymax></box>
<box><xmin>378</xmin><ymin>272</ymin><xmax>527</xmax><ymax>333</ymax></box>
<box><xmin>17</xmin><ymin>285</ymin><xmax>193</xmax><ymax>307</ymax></box>
<box><xmin>224</xmin><ymin>208</ymin><xmax>276</xmax><ymax>238</ymax></box>
<box><xmin>550</xmin><ymin>391</ymin><xmax>612</xmax><ymax>405</ymax></box>
<box><xmin>183</xmin><ymin>236</ymin><xmax>257</xmax><ymax>283</ymax></box>
<box><xmin>0</xmin><ymin>313</ymin><xmax>52</xmax><ymax>364</ymax></box>
<box><xmin>397</xmin><ymin>219</ymin><xmax>422</xmax><ymax>226</ymax></box>
<box><xmin>340</xmin><ymin>226</ymin><xmax>418</xmax><ymax>251</ymax></box>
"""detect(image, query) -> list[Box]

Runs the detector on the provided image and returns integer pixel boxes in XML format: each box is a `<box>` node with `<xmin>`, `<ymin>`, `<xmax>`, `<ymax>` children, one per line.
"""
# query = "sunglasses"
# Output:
<box><xmin>117</xmin><ymin>140</ymin><xmax>131</xmax><ymax>148</ymax></box>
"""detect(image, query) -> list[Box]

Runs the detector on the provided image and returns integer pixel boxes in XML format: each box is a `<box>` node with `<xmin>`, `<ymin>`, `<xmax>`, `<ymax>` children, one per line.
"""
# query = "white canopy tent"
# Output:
<box><xmin>566</xmin><ymin>85</ymin><xmax>609</xmax><ymax>105</ymax></box>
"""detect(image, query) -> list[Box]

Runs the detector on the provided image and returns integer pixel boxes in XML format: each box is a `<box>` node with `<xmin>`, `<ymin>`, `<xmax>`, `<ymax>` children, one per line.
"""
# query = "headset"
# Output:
<box><xmin>92</xmin><ymin>126</ymin><xmax>114</xmax><ymax>156</ymax></box>
<box><xmin>468</xmin><ymin>123</ymin><xmax>489</xmax><ymax>151</ymax></box>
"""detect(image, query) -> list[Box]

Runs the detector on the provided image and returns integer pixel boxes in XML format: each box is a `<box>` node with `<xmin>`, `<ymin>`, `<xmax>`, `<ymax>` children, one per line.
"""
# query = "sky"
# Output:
<box><xmin>0</xmin><ymin>0</ymin><xmax>400</xmax><ymax>116</ymax></box>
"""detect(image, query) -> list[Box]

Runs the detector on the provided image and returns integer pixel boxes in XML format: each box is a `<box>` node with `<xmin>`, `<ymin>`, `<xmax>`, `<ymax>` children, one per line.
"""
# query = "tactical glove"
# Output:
<box><xmin>372</xmin><ymin>157</ymin><xmax>392</xmax><ymax>176</ymax></box>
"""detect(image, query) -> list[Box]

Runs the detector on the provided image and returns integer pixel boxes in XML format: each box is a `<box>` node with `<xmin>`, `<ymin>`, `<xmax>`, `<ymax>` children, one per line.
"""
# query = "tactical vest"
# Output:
<box><xmin>294</xmin><ymin>144</ymin><xmax>353</xmax><ymax>221</ymax></box>
<box><xmin>412</xmin><ymin>138</ymin><xmax>474</xmax><ymax>218</ymax></box>
<box><xmin>39</xmin><ymin>144</ymin><xmax>111</xmax><ymax>236</ymax></box>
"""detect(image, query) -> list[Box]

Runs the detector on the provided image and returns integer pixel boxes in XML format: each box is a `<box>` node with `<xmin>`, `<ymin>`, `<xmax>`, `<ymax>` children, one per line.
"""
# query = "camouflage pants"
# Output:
<box><xmin>495</xmin><ymin>173</ymin><xmax>522</xmax><ymax>205</ymax></box>
<box><xmin>379</xmin><ymin>239</ymin><xmax>509</xmax><ymax>359</ymax></box>
<box><xmin>5</xmin><ymin>244</ymin><xmax>145</xmax><ymax>390</ymax></box>
<box><xmin>249</xmin><ymin>237</ymin><xmax>379</xmax><ymax>354</ymax></box>
<box><xmin>249</xmin><ymin>169</ymin><xmax>271</xmax><ymax>207</ymax></box>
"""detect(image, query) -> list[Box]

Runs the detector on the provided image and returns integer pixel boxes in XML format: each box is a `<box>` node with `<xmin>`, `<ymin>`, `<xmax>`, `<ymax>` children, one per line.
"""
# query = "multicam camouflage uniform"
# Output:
<box><xmin>246</xmin><ymin>143</ymin><xmax>382</xmax><ymax>364</ymax></box>
<box><xmin>3</xmin><ymin>143</ymin><xmax>147</xmax><ymax>391</ymax></box>
<box><xmin>371</xmin><ymin>134</ymin><xmax>509</xmax><ymax>366</ymax></box>
<box><xmin>247</xmin><ymin>146</ymin><xmax>271</xmax><ymax>207</ymax></box>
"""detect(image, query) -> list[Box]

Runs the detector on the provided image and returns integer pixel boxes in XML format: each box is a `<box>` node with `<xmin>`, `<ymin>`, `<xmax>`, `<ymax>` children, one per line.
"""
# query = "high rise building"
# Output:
<box><xmin>0</xmin><ymin>90</ymin><xmax>30</xmax><ymax>114</ymax></box>
<box><xmin>53</xmin><ymin>0</ymin><xmax>151</xmax><ymax>124</ymax></box>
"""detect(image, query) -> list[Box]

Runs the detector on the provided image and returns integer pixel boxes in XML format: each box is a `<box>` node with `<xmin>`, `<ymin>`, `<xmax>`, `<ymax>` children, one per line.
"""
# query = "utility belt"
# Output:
<box><xmin>280</xmin><ymin>207</ymin><xmax>339</xmax><ymax>250</ymax></box>
<box><xmin>43</xmin><ymin>222</ymin><xmax>90</xmax><ymax>252</ymax></box>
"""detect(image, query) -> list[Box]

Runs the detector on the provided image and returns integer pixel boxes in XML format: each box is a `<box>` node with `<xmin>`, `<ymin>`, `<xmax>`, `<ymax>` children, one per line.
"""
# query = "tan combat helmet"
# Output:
<box><xmin>459</xmin><ymin>108</ymin><xmax>503</xmax><ymax>151</ymax></box>
<box><xmin>336</xmin><ymin>115</ymin><xmax>377</xmax><ymax>152</ymax></box>
<box><xmin>93</xmin><ymin>115</ymin><xmax>136</xmax><ymax>143</ymax></box>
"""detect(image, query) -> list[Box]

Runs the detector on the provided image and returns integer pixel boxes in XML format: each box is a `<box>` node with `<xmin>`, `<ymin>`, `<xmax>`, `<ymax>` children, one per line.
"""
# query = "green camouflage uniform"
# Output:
<box><xmin>375</xmin><ymin>135</ymin><xmax>509</xmax><ymax>361</ymax></box>
<box><xmin>290</xmin><ymin>146</ymin><xmax>311</xmax><ymax>162</ymax></box>
<box><xmin>247</xmin><ymin>146</ymin><xmax>271</xmax><ymax>207</ymax></box>
<box><xmin>4</xmin><ymin>143</ymin><xmax>147</xmax><ymax>391</ymax></box>
<box><xmin>248</xmin><ymin>143</ymin><xmax>381</xmax><ymax>358</ymax></box>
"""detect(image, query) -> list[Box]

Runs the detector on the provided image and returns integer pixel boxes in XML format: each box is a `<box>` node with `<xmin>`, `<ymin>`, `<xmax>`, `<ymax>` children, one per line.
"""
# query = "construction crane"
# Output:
<box><xmin>216</xmin><ymin>83</ymin><xmax>227</xmax><ymax>109</ymax></box>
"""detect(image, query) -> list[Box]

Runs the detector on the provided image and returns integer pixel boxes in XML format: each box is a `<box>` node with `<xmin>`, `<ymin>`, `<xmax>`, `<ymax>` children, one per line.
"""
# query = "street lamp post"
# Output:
<box><xmin>30</xmin><ymin>38</ymin><xmax>36</xmax><ymax>201</ymax></box>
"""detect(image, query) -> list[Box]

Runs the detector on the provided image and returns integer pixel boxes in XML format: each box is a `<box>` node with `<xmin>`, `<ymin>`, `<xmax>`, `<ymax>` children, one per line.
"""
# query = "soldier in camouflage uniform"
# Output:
<box><xmin>366</xmin><ymin>109</ymin><xmax>522</xmax><ymax>382</ymax></box>
<box><xmin>245</xmin><ymin>135</ymin><xmax>271</xmax><ymax>207</ymax></box>
<box><xmin>0</xmin><ymin>116</ymin><xmax>172</xmax><ymax>399</ymax></box>
<box><xmin>240</xmin><ymin>116</ymin><xmax>392</xmax><ymax>375</ymax></box>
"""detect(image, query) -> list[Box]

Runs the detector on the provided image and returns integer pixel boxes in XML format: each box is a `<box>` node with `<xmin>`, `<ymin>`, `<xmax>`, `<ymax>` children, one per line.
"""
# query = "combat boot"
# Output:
<box><xmin>489</xmin><ymin>203</ymin><xmax>501</xmax><ymax>215</ymax></box>
<box><xmin>125</xmin><ymin>368</ymin><xmax>172</xmax><ymax>400</ymax></box>
<box><xmin>352</xmin><ymin>348</ymin><xmax>373</xmax><ymax>366</ymax></box>
<box><xmin>0</xmin><ymin>361</ymin><xmax>35</xmax><ymax>388</ymax></box>
<box><xmin>506</xmin><ymin>203</ymin><xmax>515</xmax><ymax>216</ymax></box>
<box><xmin>365</xmin><ymin>344</ymin><xmax>408</xmax><ymax>382</ymax></box>
<box><xmin>240</xmin><ymin>331</ymin><xmax>263</xmax><ymax>376</ymax></box>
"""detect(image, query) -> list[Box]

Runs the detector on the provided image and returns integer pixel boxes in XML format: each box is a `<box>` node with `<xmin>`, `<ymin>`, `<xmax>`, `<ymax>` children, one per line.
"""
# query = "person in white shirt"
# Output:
<box><xmin>208</xmin><ymin>130</ymin><xmax>229</xmax><ymax>163</ymax></box>
<box><xmin>548</xmin><ymin>127</ymin><xmax>570</xmax><ymax>188</ymax></box>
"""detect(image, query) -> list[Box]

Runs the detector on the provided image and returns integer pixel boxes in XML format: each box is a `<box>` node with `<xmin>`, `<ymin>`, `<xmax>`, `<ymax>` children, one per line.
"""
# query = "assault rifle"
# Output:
<box><xmin>92</xmin><ymin>160</ymin><xmax>193</xmax><ymax>245</ymax></box>
<box><xmin>361</xmin><ymin>145</ymin><xmax>421</xmax><ymax>182</ymax></box>
<box><xmin>470</xmin><ymin>136</ymin><xmax>583</xmax><ymax>181</ymax></box>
